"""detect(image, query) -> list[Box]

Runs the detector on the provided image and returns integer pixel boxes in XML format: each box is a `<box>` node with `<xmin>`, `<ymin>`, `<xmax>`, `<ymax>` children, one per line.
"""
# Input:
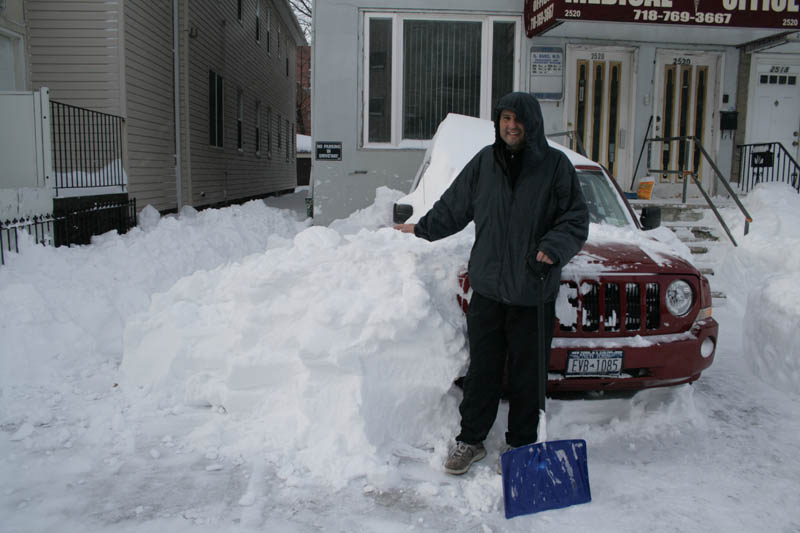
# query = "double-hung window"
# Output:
<box><xmin>209</xmin><ymin>70</ymin><xmax>224</xmax><ymax>147</ymax></box>
<box><xmin>364</xmin><ymin>13</ymin><xmax>520</xmax><ymax>148</ymax></box>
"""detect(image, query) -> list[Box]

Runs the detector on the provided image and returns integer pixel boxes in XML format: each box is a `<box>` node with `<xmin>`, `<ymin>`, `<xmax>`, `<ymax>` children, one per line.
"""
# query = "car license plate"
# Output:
<box><xmin>566</xmin><ymin>350</ymin><xmax>623</xmax><ymax>377</ymax></box>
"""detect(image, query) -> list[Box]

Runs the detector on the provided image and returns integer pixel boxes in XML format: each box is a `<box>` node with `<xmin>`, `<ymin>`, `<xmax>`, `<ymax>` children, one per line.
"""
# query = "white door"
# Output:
<box><xmin>749</xmin><ymin>61</ymin><xmax>800</xmax><ymax>159</ymax></box>
<box><xmin>652</xmin><ymin>50</ymin><xmax>720</xmax><ymax>198</ymax></box>
<box><xmin>566</xmin><ymin>46</ymin><xmax>636</xmax><ymax>184</ymax></box>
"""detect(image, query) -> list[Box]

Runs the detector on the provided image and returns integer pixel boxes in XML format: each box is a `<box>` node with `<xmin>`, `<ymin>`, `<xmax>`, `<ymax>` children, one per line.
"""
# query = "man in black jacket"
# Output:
<box><xmin>395</xmin><ymin>92</ymin><xmax>589</xmax><ymax>475</ymax></box>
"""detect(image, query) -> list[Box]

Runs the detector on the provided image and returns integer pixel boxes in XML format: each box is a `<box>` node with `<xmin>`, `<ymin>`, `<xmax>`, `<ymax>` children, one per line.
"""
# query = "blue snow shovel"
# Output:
<box><xmin>501</xmin><ymin>262</ymin><xmax>591</xmax><ymax>519</ymax></box>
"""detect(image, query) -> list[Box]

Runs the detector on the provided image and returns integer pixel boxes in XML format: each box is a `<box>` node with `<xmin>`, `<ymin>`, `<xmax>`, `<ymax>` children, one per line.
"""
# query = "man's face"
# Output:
<box><xmin>499</xmin><ymin>110</ymin><xmax>525</xmax><ymax>151</ymax></box>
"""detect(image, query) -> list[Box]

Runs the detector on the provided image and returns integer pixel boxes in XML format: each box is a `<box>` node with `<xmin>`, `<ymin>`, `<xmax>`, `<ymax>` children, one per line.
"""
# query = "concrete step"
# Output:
<box><xmin>663</xmin><ymin>224</ymin><xmax>721</xmax><ymax>242</ymax></box>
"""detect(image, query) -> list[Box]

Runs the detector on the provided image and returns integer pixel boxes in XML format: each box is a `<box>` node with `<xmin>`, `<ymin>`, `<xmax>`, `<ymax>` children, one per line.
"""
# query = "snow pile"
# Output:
<box><xmin>3</xmin><ymin>185</ymin><xmax>800</xmax><ymax>531</ymax></box>
<box><xmin>121</xmin><ymin>195</ymin><xmax>473</xmax><ymax>488</ymax></box>
<box><xmin>328</xmin><ymin>186</ymin><xmax>405</xmax><ymax>234</ymax></box>
<box><xmin>0</xmin><ymin>199</ymin><xmax>308</xmax><ymax>388</ymax></box>
<box><xmin>716</xmin><ymin>183</ymin><xmax>800</xmax><ymax>394</ymax></box>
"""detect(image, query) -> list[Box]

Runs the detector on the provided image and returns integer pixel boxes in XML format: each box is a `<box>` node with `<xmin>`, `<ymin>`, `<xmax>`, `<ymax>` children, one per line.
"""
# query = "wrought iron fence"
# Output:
<box><xmin>1</xmin><ymin>199</ymin><xmax>137</xmax><ymax>265</ymax></box>
<box><xmin>50</xmin><ymin>100</ymin><xmax>126</xmax><ymax>191</ymax></box>
<box><xmin>737</xmin><ymin>142</ymin><xmax>800</xmax><ymax>194</ymax></box>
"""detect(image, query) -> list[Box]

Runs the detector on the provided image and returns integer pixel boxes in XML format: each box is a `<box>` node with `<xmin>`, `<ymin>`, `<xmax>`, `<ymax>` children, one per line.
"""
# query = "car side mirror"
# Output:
<box><xmin>393</xmin><ymin>203</ymin><xmax>413</xmax><ymax>224</ymax></box>
<box><xmin>640</xmin><ymin>206</ymin><xmax>661</xmax><ymax>230</ymax></box>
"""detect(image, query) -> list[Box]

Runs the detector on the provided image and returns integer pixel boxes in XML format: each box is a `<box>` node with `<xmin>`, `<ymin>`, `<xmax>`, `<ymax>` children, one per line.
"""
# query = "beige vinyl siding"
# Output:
<box><xmin>186</xmin><ymin>0</ymin><xmax>298</xmax><ymax>208</ymax></box>
<box><xmin>123</xmin><ymin>0</ymin><xmax>176</xmax><ymax>212</ymax></box>
<box><xmin>26</xmin><ymin>0</ymin><xmax>123</xmax><ymax>115</ymax></box>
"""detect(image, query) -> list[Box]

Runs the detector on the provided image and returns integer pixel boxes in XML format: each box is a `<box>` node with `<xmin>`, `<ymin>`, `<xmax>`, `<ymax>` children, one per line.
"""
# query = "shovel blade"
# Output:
<box><xmin>501</xmin><ymin>439</ymin><xmax>591</xmax><ymax>519</ymax></box>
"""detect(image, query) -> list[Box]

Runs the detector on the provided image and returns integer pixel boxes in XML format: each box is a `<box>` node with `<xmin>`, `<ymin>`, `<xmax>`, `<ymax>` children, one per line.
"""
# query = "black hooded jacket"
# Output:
<box><xmin>414</xmin><ymin>93</ymin><xmax>589</xmax><ymax>306</ymax></box>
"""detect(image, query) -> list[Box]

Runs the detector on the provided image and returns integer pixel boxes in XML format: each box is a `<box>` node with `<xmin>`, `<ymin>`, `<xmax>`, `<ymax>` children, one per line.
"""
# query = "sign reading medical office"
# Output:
<box><xmin>525</xmin><ymin>0</ymin><xmax>800</xmax><ymax>36</ymax></box>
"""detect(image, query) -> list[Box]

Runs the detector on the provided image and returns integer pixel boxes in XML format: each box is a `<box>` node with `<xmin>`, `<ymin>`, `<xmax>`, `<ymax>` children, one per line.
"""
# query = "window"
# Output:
<box><xmin>236</xmin><ymin>88</ymin><xmax>244</xmax><ymax>151</ymax></box>
<box><xmin>267</xmin><ymin>107</ymin><xmax>273</xmax><ymax>157</ymax></box>
<box><xmin>285</xmin><ymin>119</ymin><xmax>290</xmax><ymax>161</ymax></box>
<box><xmin>237</xmin><ymin>0</ymin><xmax>243</xmax><ymax>21</ymax></box>
<box><xmin>364</xmin><ymin>13</ymin><xmax>520</xmax><ymax>148</ymax></box>
<box><xmin>256</xmin><ymin>0</ymin><xmax>261</xmax><ymax>42</ymax></box>
<box><xmin>277</xmin><ymin>27</ymin><xmax>282</xmax><ymax>59</ymax></box>
<box><xmin>277</xmin><ymin>113</ymin><xmax>282</xmax><ymax>152</ymax></box>
<box><xmin>266</xmin><ymin>7</ymin><xmax>272</xmax><ymax>53</ymax></box>
<box><xmin>209</xmin><ymin>70</ymin><xmax>224</xmax><ymax>147</ymax></box>
<box><xmin>255</xmin><ymin>101</ymin><xmax>262</xmax><ymax>155</ymax></box>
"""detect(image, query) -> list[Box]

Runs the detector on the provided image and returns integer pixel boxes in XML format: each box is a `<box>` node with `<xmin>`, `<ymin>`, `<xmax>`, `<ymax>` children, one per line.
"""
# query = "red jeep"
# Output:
<box><xmin>393</xmin><ymin>114</ymin><xmax>717</xmax><ymax>392</ymax></box>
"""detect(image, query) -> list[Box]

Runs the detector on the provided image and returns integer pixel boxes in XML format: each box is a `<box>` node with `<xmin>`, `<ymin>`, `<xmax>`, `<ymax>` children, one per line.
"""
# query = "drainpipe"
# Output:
<box><xmin>173</xmin><ymin>0</ymin><xmax>184</xmax><ymax>209</ymax></box>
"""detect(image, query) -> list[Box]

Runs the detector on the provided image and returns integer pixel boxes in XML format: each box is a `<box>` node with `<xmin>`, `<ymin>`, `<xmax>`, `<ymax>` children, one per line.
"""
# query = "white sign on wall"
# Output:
<box><xmin>530</xmin><ymin>47</ymin><xmax>563</xmax><ymax>101</ymax></box>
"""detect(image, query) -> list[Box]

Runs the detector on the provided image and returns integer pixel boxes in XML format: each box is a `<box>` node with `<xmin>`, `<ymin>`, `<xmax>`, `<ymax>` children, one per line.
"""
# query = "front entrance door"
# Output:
<box><xmin>749</xmin><ymin>59</ymin><xmax>800</xmax><ymax>160</ymax></box>
<box><xmin>566</xmin><ymin>46</ymin><xmax>635</xmax><ymax>185</ymax></box>
<box><xmin>652</xmin><ymin>50</ymin><xmax>720</xmax><ymax>198</ymax></box>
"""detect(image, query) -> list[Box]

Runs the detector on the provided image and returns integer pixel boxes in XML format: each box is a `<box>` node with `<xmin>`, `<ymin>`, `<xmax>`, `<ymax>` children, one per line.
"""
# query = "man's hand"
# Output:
<box><xmin>536</xmin><ymin>250</ymin><xmax>554</xmax><ymax>264</ymax></box>
<box><xmin>394</xmin><ymin>224</ymin><xmax>415</xmax><ymax>234</ymax></box>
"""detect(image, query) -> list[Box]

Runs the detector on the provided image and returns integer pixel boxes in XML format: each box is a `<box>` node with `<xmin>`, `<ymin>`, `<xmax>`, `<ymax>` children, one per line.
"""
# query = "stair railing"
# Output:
<box><xmin>645</xmin><ymin>135</ymin><xmax>753</xmax><ymax>247</ymax></box>
<box><xmin>547</xmin><ymin>130</ymin><xmax>587</xmax><ymax>158</ymax></box>
<box><xmin>737</xmin><ymin>142</ymin><xmax>800</xmax><ymax>194</ymax></box>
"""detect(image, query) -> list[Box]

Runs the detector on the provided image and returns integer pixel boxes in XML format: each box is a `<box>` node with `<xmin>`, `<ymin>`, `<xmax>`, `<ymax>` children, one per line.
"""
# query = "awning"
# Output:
<box><xmin>525</xmin><ymin>0</ymin><xmax>800</xmax><ymax>47</ymax></box>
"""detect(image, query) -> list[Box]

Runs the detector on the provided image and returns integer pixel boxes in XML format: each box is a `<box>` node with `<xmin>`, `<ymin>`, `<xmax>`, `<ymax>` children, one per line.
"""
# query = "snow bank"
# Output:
<box><xmin>716</xmin><ymin>183</ymin><xmax>800</xmax><ymax>394</ymax></box>
<box><xmin>0</xmin><ymin>199</ymin><xmax>308</xmax><ymax>388</ymax></box>
<box><xmin>121</xmin><ymin>193</ymin><xmax>473</xmax><ymax>488</ymax></box>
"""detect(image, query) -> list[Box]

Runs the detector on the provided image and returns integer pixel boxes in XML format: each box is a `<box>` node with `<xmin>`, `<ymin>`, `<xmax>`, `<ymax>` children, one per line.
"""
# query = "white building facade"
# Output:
<box><xmin>310</xmin><ymin>0</ymin><xmax>800</xmax><ymax>223</ymax></box>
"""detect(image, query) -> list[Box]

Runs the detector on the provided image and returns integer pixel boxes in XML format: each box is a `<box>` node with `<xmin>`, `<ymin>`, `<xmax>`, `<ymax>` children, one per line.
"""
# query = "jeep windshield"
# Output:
<box><xmin>577</xmin><ymin>169</ymin><xmax>632</xmax><ymax>228</ymax></box>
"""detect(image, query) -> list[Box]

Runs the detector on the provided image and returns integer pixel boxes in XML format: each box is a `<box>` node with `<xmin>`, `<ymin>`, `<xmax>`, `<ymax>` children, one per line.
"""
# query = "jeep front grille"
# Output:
<box><xmin>560</xmin><ymin>280</ymin><xmax>661</xmax><ymax>333</ymax></box>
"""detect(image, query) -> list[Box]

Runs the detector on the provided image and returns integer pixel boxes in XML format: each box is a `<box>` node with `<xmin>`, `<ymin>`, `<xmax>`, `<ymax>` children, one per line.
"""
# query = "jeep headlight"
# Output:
<box><xmin>666</xmin><ymin>280</ymin><xmax>693</xmax><ymax>317</ymax></box>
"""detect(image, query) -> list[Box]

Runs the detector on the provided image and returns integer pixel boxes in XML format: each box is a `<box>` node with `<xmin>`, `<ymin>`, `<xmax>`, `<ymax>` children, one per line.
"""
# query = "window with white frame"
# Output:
<box><xmin>364</xmin><ymin>13</ymin><xmax>520</xmax><ymax>148</ymax></box>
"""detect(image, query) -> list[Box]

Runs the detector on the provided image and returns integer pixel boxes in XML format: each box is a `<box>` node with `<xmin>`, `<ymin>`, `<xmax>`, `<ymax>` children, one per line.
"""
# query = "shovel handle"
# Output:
<box><xmin>533</xmin><ymin>261</ymin><xmax>551</xmax><ymax>417</ymax></box>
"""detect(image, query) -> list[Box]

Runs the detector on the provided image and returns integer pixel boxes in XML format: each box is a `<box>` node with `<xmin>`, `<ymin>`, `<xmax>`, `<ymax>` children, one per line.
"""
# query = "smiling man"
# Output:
<box><xmin>394</xmin><ymin>92</ymin><xmax>589</xmax><ymax>475</ymax></box>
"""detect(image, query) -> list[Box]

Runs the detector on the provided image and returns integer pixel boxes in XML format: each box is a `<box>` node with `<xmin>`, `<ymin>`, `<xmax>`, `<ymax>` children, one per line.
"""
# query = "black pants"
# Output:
<box><xmin>456</xmin><ymin>291</ymin><xmax>555</xmax><ymax>448</ymax></box>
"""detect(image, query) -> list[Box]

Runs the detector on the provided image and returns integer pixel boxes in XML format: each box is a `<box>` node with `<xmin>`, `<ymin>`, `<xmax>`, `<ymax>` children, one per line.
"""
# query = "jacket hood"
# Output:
<box><xmin>494</xmin><ymin>92</ymin><xmax>548</xmax><ymax>164</ymax></box>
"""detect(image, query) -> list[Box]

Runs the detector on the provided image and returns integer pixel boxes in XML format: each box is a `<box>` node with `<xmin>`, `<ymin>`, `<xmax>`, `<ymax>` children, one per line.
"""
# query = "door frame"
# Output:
<box><xmin>0</xmin><ymin>27</ymin><xmax>26</xmax><ymax>91</ymax></box>
<box><xmin>651</xmin><ymin>48</ymin><xmax>723</xmax><ymax>195</ymax></box>
<box><xmin>564</xmin><ymin>44</ymin><xmax>638</xmax><ymax>183</ymax></box>
<box><xmin>745</xmin><ymin>52</ymin><xmax>800</xmax><ymax>160</ymax></box>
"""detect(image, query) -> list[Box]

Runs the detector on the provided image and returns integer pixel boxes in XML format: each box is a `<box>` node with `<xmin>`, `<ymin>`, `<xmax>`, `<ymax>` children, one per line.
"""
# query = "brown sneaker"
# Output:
<box><xmin>444</xmin><ymin>441</ymin><xmax>486</xmax><ymax>475</ymax></box>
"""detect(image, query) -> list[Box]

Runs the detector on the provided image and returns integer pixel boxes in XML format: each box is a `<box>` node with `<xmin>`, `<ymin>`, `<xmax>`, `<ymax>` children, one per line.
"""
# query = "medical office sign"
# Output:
<box><xmin>525</xmin><ymin>0</ymin><xmax>800</xmax><ymax>36</ymax></box>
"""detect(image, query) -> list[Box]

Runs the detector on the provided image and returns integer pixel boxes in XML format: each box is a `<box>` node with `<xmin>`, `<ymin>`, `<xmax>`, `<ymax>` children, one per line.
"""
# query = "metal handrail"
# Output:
<box><xmin>737</xmin><ymin>142</ymin><xmax>800</xmax><ymax>194</ymax></box>
<box><xmin>547</xmin><ymin>130</ymin><xmax>587</xmax><ymax>157</ymax></box>
<box><xmin>645</xmin><ymin>135</ymin><xmax>753</xmax><ymax>246</ymax></box>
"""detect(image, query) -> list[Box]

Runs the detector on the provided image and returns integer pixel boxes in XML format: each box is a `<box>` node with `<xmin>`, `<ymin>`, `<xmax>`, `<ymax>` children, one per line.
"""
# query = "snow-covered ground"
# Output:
<box><xmin>2</xmin><ymin>183</ymin><xmax>799</xmax><ymax>532</ymax></box>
